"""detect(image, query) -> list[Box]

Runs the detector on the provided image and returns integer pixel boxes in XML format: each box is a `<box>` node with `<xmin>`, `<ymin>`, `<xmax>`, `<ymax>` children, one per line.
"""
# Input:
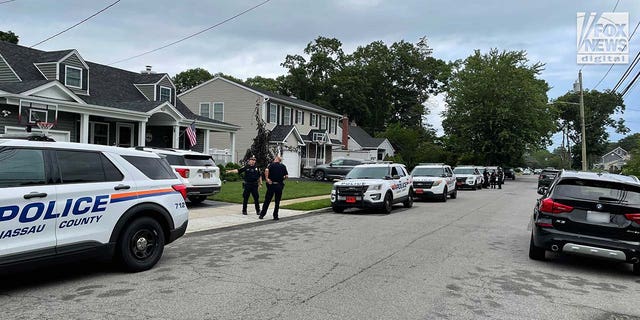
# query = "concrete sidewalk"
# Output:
<box><xmin>185</xmin><ymin>195</ymin><xmax>330</xmax><ymax>234</ymax></box>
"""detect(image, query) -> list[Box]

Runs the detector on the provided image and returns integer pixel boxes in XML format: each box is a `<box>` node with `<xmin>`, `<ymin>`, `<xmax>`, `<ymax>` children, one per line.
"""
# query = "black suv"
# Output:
<box><xmin>503</xmin><ymin>167</ymin><xmax>516</xmax><ymax>180</ymax></box>
<box><xmin>313</xmin><ymin>158</ymin><xmax>367</xmax><ymax>181</ymax></box>
<box><xmin>537</xmin><ymin>169</ymin><xmax>560</xmax><ymax>190</ymax></box>
<box><xmin>530</xmin><ymin>170</ymin><xmax>640</xmax><ymax>274</ymax></box>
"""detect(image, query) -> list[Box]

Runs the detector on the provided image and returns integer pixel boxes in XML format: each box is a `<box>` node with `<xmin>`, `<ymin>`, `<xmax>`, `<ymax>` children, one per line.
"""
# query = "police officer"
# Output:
<box><xmin>497</xmin><ymin>167</ymin><xmax>504</xmax><ymax>189</ymax></box>
<box><xmin>259</xmin><ymin>156</ymin><xmax>288</xmax><ymax>221</ymax></box>
<box><xmin>227</xmin><ymin>155</ymin><xmax>262</xmax><ymax>215</ymax></box>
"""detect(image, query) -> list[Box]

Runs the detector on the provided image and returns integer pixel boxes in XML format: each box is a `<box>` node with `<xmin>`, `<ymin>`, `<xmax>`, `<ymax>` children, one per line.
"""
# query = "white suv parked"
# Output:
<box><xmin>0</xmin><ymin>138</ymin><xmax>189</xmax><ymax>273</ymax></box>
<box><xmin>137</xmin><ymin>147</ymin><xmax>221</xmax><ymax>204</ymax></box>
<box><xmin>330</xmin><ymin>163</ymin><xmax>413</xmax><ymax>214</ymax></box>
<box><xmin>411</xmin><ymin>163</ymin><xmax>457</xmax><ymax>201</ymax></box>
<box><xmin>453</xmin><ymin>166</ymin><xmax>483</xmax><ymax>190</ymax></box>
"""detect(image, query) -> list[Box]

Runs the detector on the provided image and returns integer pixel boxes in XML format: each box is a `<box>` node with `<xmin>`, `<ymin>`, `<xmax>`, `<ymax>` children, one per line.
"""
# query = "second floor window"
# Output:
<box><xmin>311</xmin><ymin>113</ymin><xmax>317</xmax><ymax>127</ymax></box>
<box><xmin>160</xmin><ymin>87</ymin><xmax>171</xmax><ymax>102</ymax></box>
<box><xmin>283</xmin><ymin>107</ymin><xmax>292</xmax><ymax>125</ymax></box>
<box><xmin>213</xmin><ymin>102</ymin><xmax>224</xmax><ymax>121</ymax></box>
<box><xmin>268</xmin><ymin>104</ymin><xmax>277</xmax><ymax>123</ymax></box>
<box><xmin>200</xmin><ymin>103</ymin><xmax>211</xmax><ymax>118</ymax></box>
<box><xmin>65</xmin><ymin>66</ymin><xmax>82</xmax><ymax>88</ymax></box>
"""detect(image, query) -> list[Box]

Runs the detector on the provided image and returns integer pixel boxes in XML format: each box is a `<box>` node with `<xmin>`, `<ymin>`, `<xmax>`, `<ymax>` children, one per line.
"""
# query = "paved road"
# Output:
<box><xmin>2</xmin><ymin>176</ymin><xmax>640</xmax><ymax>319</ymax></box>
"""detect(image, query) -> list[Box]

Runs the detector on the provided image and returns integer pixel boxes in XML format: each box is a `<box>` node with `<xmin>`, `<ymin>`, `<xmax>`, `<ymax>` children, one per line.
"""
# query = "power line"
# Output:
<box><xmin>30</xmin><ymin>0</ymin><xmax>121</xmax><ymax>48</ymax></box>
<box><xmin>621</xmin><ymin>68</ymin><xmax>640</xmax><ymax>97</ymax></box>
<box><xmin>108</xmin><ymin>0</ymin><xmax>272</xmax><ymax>66</ymax></box>
<box><xmin>593</xmin><ymin>17</ymin><xmax>640</xmax><ymax>89</ymax></box>
<box><xmin>0</xmin><ymin>0</ymin><xmax>18</xmax><ymax>4</ymax></box>
<box><xmin>613</xmin><ymin>51</ymin><xmax>640</xmax><ymax>92</ymax></box>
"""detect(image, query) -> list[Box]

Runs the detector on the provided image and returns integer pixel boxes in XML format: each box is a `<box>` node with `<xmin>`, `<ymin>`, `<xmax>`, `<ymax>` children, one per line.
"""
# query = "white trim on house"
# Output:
<box><xmin>283</xmin><ymin>106</ymin><xmax>292</xmax><ymax>125</ymax></box>
<box><xmin>159</xmin><ymin>85</ymin><xmax>172</xmax><ymax>102</ymax></box>
<box><xmin>64</xmin><ymin>65</ymin><xmax>83</xmax><ymax>89</ymax></box>
<box><xmin>133</xmin><ymin>84</ymin><xmax>152</xmax><ymax>101</ymax></box>
<box><xmin>19</xmin><ymin>81</ymin><xmax>86</xmax><ymax>104</ymax></box>
<box><xmin>0</xmin><ymin>53</ymin><xmax>22</xmax><ymax>81</ymax></box>
<box><xmin>58</xmin><ymin>50</ymin><xmax>90</xmax><ymax>70</ymax></box>
<box><xmin>33</xmin><ymin>62</ymin><xmax>52</xmax><ymax>80</ymax></box>
<box><xmin>116</xmin><ymin>122</ymin><xmax>135</xmax><ymax>147</ymax></box>
<box><xmin>213</xmin><ymin>102</ymin><xmax>224</xmax><ymax>121</ymax></box>
<box><xmin>89</xmin><ymin>121</ymin><xmax>110</xmax><ymax>145</ymax></box>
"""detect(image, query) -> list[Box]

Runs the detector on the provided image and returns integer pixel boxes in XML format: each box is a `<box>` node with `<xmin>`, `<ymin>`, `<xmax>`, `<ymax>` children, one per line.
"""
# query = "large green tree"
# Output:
<box><xmin>554</xmin><ymin>89</ymin><xmax>627</xmax><ymax>168</ymax></box>
<box><xmin>442</xmin><ymin>49</ymin><xmax>556</xmax><ymax>166</ymax></box>
<box><xmin>0</xmin><ymin>31</ymin><xmax>18</xmax><ymax>44</ymax></box>
<box><xmin>172</xmin><ymin>68</ymin><xmax>213</xmax><ymax>94</ymax></box>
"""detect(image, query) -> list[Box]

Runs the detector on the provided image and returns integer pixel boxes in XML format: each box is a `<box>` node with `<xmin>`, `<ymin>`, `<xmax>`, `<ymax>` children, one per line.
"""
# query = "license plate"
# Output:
<box><xmin>203</xmin><ymin>172</ymin><xmax>211</xmax><ymax>179</ymax></box>
<box><xmin>415</xmin><ymin>189</ymin><xmax>423</xmax><ymax>194</ymax></box>
<box><xmin>346</xmin><ymin>196</ymin><xmax>356</xmax><ymax>203</ymax></box>
<box><xmin>587</xmin><ymin>211</ymin><xmax>610</xmax><ymax>223</ymax></box>
<box><xmin>456</xmin><ymin>182</ymin><xmax>462</xmax><ymax>186</ymax></box>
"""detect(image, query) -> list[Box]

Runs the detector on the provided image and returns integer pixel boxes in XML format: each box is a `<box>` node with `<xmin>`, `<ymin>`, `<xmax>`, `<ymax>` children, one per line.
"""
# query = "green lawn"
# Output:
<box><xmin>209</xmin><ymin>180</ymin><xmax>333</xmax><ymax>203</ymax></box>
<box><xmin>281</xmin><ymin>199</ymin><xmax>331</xmax><ymax>211</ymax></box>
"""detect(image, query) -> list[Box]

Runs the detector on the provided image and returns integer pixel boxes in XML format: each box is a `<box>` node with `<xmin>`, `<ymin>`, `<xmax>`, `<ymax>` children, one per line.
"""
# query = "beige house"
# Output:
<box><xmin>178</xmin><ymin>76</ymin><xmax>344</xmax><ymax>177</ymax></box>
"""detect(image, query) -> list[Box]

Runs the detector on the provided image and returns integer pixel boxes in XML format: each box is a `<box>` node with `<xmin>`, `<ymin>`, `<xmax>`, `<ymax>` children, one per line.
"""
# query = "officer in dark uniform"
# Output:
<box><xmin>259</xmin><ymin>155</ymin><xmax>288</xmax><ymax>221</ymax></box>
<box><xmin>227</xmin><ymin>155</ymin><xmax>262</xmax><ymax>215</ymax></box>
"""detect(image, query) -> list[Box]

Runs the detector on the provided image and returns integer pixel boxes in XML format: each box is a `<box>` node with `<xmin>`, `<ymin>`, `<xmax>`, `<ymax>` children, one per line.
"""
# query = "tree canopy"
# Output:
<box><xmin>442</xmin><ymin>49</ymin><xmax>556</xmax><ymax>166</ymax></box>
<box><xmin>172</xmin><ymin>68</ymin><xmax>213</xmax><ymax>94</ymax></box>
<box><xmin>0</xmin><ymin>31</ymin><xmax>19</xmax><ymax>44</ymax></box>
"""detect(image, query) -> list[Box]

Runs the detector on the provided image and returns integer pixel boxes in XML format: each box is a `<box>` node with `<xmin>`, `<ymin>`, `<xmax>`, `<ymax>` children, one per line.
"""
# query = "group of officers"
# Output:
<box><xmin>482</xmin><ymin>167</ymin><xmax>505</xmax><ymax>189</ymax></box>
<box><xmin>226</xmin><ymin>155</ymin><xmax>288</xmax><ymax>220</ymax></box>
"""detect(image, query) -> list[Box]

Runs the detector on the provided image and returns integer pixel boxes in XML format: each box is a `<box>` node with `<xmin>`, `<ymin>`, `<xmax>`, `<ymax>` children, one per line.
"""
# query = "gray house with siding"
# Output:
<box><xmin>178</xmin><ymin>76</ymin><xmax>343</xmax><ymax>177</ymax></box>
<box><xmin>0</xmin><ymin>41</ymin><xmax>238</xmax><ymax>152</ymax></box>
<box><xmin>597</xmin><ymin>146</ymin><xmax>630</xmax><ymax>172</ymax></box>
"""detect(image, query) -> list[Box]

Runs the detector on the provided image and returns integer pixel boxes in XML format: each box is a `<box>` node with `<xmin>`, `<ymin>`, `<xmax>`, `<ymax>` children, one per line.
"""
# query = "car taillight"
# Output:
<box><xmin>172</xmin><ymin>184</ymin><xmax>187</xmax><ymax>200</ymax></box>
<box><xmin>539</xmin><ymin>198</ymin><xmax>574</xmax><ymax>214</ymax></box>
<box><xmin>625</xmin><ymin>213</ymin><xmax>640</xmax><ymax>223</ymax></box>
<box><xmin>175</xmin><ymin>168</ymin><xmax>190</xmax><ymax>178</ymax></box>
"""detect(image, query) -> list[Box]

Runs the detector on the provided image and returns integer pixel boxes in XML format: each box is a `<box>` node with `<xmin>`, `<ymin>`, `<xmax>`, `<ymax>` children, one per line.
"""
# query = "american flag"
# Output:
<box><xmin>185</xmin><ymin>122</ymin><xmax>197</xmax><ymax>147</ymax></box>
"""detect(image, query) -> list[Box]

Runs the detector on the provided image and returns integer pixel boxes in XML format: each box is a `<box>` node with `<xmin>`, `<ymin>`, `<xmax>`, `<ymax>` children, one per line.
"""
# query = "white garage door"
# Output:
<box><xmin>281</xmin><ymin>150</ymin><xmax>300</xmax><ymax>178</ymax></box>
<box><xmin>4</xmin><ymin>126</ymin><xmax>70</xmax><ymax>142</ymax></box>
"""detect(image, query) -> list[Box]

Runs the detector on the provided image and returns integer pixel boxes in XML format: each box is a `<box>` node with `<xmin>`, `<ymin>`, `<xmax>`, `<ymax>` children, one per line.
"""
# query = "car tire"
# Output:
<box><xmin>332</xmin><ymin>206</ymin><xmax>344</xmax><ymax>213</ymax></box>
<box><xmin>117</xmin><ymin>217</ymin><xmax>165</xmax><ymax>272</ymax></box>
<box><xmin>314</xmin><ymin>170</ymin><xmax>325</xmax><ymax>181</ymax></box>
<box><xmin>633</xmin><ymin>263</ymin><xmax>640</xmax><ymax>275</ymax></box>
<box><xmin>441</xmin><ymin>188</ymin><xmax>447</xmax><ymax>202</ymax></box>
<box><xmin>403</xmin><ymin>188</ymin><xmax>414</xmax><ymax>208</ymax></box>
<box><xmin>188</xmin><ymin>195</ymin><xmax>207</xmax><ymax>204</ymax></box>
<box><xmin>528</xmin><ymin>234</ymin><xmax>546</xmax><ymax>261</ymax></box>
<box><xmin>383</xmin><ymin>192</ymin><xmax>393</xmax><ymax>214</ymax></box>
<box><xmin>450</xmin><ymin>189</ymin><xmax>457</xmax><ymax>199</ymax></box>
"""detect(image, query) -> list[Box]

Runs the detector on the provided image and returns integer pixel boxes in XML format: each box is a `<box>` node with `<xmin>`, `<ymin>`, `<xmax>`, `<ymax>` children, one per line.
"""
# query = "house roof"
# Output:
<box><xmin>244</xmin><ymin>83</ymin><xmax>340</xmax><ymax>117</ymax></box>
<box><xmin>0</xmin><ymin>80</ymin><xmax>53</xmax><ymax>93</ymax></box>
<box><xmin>348</xmin><ymin>125</ymin><xmax>385</xmax><ymax>148</ymax></box>
<box><xmin>269</xmin><ymin>125</ymin><xmax>303</xmax><ymax>145</ymax></box>
<box><xmin>175</xmin><ymin>98</ymin><xmax>238</xmax><ymax>127</ymax></box>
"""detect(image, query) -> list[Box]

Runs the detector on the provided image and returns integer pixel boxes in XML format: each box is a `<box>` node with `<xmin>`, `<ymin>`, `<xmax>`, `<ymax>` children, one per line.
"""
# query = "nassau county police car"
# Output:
<box><xmin>411</xmin><ymin>163</ymin><xmax>457</xmax><ymax>202</ymax></box>
<box><xmin>330</xmin><ymin>162</ymin><xmax>413</xmax><ymax>214</ymax></box>
<box><xmin>0</xmin><ymin>138</ymin><xmax>189</xmax><ymax>272</ymax></box>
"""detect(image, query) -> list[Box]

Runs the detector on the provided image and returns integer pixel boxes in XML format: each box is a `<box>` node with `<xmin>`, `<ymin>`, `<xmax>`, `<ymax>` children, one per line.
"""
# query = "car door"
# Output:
<box><xmin>0</xmin><ymin>146</ymin><xmax>58</xmax><ymax>258</ymax></box>
<box><xmin>328</xmin><ymin>159</ymin><xmax>345</xmax><ymax>177</ymax></box>
<box><xmin>446</xmin><ymin>167</ymin><xmax>456</xmax><ymax>191</ymax></box>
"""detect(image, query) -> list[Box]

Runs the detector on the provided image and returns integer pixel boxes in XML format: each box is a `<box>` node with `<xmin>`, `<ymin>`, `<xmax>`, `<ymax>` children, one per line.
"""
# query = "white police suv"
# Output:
<box><xmin>0</xmin><ymin>138</ymin><xmax>189</xmax><ymax>272</ymax></box>
<box><xmin>411</xmin><ymin>163</ymin><xmax>457</xmax><ymax>202</ymax></box>
<box><xmin>330</xmin><ymin>162</ymin><xmax>413</xmax><ymax>214</ymax></box>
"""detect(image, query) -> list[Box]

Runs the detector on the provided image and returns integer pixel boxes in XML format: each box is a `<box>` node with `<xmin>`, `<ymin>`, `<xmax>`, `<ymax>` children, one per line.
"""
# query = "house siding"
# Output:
<box><xmin>60</xmin><ymin>55</ymin><xmax>88</xmax><ymax>95</ymax></box>
<box><xmin>35</xmin><ymin>62</ymin><xmax>57</xmax><ymax>80</ymax></box>
<box><xmin>180</xmin><ymin>78</ymin><xmax>261</xmax><ymax>160</ymax></box>
<box><xmin>62</xmin><ymin>54</ymin><xmax>84</xmax><ymax>69</ymax></box>
<box><xmin>135</xmin><ymin>84</ymin><xmax>155</xmax><ymax>101</ymax></box>
<box><xmin>0</xmin><ymin>55</ymin><xmax>19</xmax><ymax>82</ymax></box>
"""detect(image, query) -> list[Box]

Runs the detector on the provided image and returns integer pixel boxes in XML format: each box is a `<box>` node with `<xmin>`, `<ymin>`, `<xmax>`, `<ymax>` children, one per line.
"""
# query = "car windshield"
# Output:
<box><xmin>346</xmin><ymin>166</ymin><xmax>388</xmax><ymax>179</ymax></box>
<box><xmin>184</xmin><ymin>155</ymin><xmax>216</xmax><ymax>166</ymax></box>
<box><xmin>454</xmin><ymin>168</ymin><xmax>475</xmax><ymax>174</ymax></box>
<box><xmin>412</xmin><ymin>167</ymin><xmax>443</xmax><ymax>177</ymax></box>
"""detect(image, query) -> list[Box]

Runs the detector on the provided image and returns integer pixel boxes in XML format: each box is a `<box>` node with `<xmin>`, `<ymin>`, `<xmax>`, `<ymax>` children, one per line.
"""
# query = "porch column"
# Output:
<box><xmin>204</xmin><ymin>129</ymin><xmax>210</xmax><ymax>154</ymax></box>
<box><xmin>80</xmin><ymin>113</ymin><xmax>89</xmax><ymax>144</ymax></box>
<box><xmin>137</xmin><ymin>121</ymin><xmax>146</xmax><ymax>147</ymax></box>
<box><xmin>230</xmin><ymin>132</ymin><xmax>236</xmax><ymax>163</ymax></box>
<box><xmin>173</xmin><ymin>125</ymin><xmax>180</xmax><ymax>148</ymax></box>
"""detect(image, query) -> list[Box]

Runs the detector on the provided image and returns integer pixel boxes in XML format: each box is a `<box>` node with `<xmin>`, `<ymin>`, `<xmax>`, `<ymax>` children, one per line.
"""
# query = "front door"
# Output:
<box><xmin>116</xmin><ymin>123</ymin><xmax>135</xmax><ymax>147</ymax></box>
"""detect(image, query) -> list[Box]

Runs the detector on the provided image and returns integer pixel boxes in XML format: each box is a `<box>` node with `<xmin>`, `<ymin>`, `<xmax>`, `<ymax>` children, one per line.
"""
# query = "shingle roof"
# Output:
<box><xmin>270</xmin><ymin>125</ymin><xmax>296</xmax><ymax>142</ymax></box>
<box><xmin>348</xmin><ymin>126</ymin><xmax>384</xmax><ymax>148</ymax></box>
<box><xmin>0</xmin><ymin>80</ymin><xmax>53</xmax><ymax>93</ymax></box>
<box><xmin>239</xmin><ymin>81</ymin><xmax>340</xmax><ymax>116</ymax></box>
<box><xmin>175</xmin><ymin>98</ymin><xmax>237</xmax><ymax>127</ymax></box>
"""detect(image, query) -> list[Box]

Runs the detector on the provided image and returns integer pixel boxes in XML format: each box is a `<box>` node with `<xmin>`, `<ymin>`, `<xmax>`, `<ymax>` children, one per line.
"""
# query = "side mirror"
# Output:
<box><xmin>384</xmin><ymin>175</ymin><xmax>392</xmax><ymax>180</ymax></box>
<box><xmin>441</xmin><ymin>174</ymin><xmax>447</xmax><ymax>178</ymax></box>
<box><xmin>537</xmin><ymin>187</ymin><xmax>548</xmax><ymax>195</ymax></box>
<box><xmin>392</xmin><ymin>175</ymin><xmax>400</xmax><ymax>180</ymax></box>
<box><xmin>329</xmin><ymin>163</ymin><xmax>334</xmax><ymax>167</ymax></box>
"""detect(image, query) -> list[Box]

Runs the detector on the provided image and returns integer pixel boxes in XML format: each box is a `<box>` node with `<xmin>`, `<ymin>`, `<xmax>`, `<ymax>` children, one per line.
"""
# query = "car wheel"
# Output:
<box><xmin>441</xmin><ymin>187</ymin><xmax>447</xmax><ymax>202</ymax></box>
<box><xmin>314</xmin><ymin>170</ymin><xmax>325</xmax><ymax>181</ymax></box>
<box><xmin>403</xmin><ymin>188</ymin><xmax>414</xmax><ymax>208</ymax></box>
<box><xmin>633</xmin><ymin>262</ymin><xmax>640</xmax><ymax>275</ymax></box>
<box><xmin>332</xmin><ymin>206</ymin><xmax>344</xmax><ymax>213</ymax></box>
<box><xmin>117</xmin><ymin>217</ymin><xmax>165</xmax><ymax>272</ymax></box>
<box><xmin>383</xmin><ymin>192</ymin><xmax>393</xmax><ymax>214</ymax></box>
<box><xmin>450</xmin><ymin>189</ymin><xmax>457</xmax><ymax>199</ymax></box>
<box><xmin>188</xmin><ymin>195</ymin><xmax>207</xmax><ymax>204</ymax></box>
<box><xmin>528</xmin><ymin>234</ymin><xmax>546</xmax><ymax>261</ymax></box>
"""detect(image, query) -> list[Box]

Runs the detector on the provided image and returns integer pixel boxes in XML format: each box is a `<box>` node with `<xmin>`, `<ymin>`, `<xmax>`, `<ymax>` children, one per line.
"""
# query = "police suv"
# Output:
<box><xmin>411</xmin><ymin>163</ymin><xmax>457</xmax><ymax>202</ymax></box>
<box><xmin>330</xmin><ymin>162</ymin><xmax>413</xmax><ymax>214</ymax></box>
<box><xmin>0</xmin><ymin>138</ymin><xmax>189</xmax><ymax>272</ymax></box>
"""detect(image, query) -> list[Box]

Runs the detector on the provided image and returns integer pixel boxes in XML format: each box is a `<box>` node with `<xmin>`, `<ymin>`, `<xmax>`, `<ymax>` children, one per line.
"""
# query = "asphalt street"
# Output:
<box><xmin>2</xmin><ymin>175</ymin><xmax>640</xmax><ymax>320</ymax></box>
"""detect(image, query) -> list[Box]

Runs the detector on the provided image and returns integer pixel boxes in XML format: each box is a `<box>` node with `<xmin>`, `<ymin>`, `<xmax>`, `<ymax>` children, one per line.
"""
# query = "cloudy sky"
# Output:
<box><xmin>2</xmin><ymin>0</ymin><xmax>639</xmax><ymax>146</ymax></box>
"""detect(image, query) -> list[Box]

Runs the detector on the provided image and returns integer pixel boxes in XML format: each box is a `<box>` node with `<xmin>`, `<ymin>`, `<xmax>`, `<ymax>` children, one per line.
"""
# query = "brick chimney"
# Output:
<box><xmin>341</xmin><ymin>116</ymin><xmax>349</xmax><ymax>150</ymax></box>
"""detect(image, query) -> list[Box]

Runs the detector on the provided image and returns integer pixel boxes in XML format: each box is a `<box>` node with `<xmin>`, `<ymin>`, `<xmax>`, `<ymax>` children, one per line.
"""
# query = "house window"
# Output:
<box><xmin>199</xmin><ymin>103</ymin><xmax>211</xmax><ymax>118</ymax></box>
<box><xmin>328</xmin><ymin>118</ymin><xmax>333</xmax><ymax>133</ymax></box>
<box><xmin>311</xmin><ymin>113</ymin><xmax>317</xmax><ymax>127</ymax></box>
<box><xmin>294</xmin><ymin>110</ymin><xmax>300</xmax><ymax>124</ymax></box>
<box><xmin>65</xmin><ymin>66</ymin><xmax>82</xmax><ymax>88</ymax></box>
<box><xmin>213</xmin><ymin>102</ymin><xmax>224</xmax><ymax>121</ymax></box>
<box><xmin>283</xmin><ymin>107</ymin><xmax>292</xmax><ymax>125</ymax></box>
<box><xmin>159</xmin><ymin>86</ymin><xmax>171</xmax><ymax>102</ymax></box>
<box><xmin>313</xmin><ymin>132</ymin><xmax>325</xmax><ymax>141</ymax></box>
<box><xmin>320</xmin><ymin>116</ymin><xmax>327</xmax><ymax>130</ymax></box>
<box><xmin>301</xmin><ymin>111</ymin><xmax>305</xmax><ymax>125</ymax></box>
<box><xmin>268</xmin><ymin>104</ymin><xmax>277</xmax><ymax>123</ymax></box>
<box><xmin>90</xmin><ymin>122</ymin><xmax>109</xmax><ymax>145</ymax></box>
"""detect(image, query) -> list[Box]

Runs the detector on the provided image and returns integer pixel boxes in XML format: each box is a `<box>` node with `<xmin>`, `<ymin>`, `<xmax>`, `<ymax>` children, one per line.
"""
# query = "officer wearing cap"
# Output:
<box><xmin>227</xmin><ymin>155</ymin><xmax>262</xmax><ymax>215</ymax></box>
<box><xmin>259</xmin><ymin>155</ymin><xmax>288</xmax><ymax>221</ymax></box>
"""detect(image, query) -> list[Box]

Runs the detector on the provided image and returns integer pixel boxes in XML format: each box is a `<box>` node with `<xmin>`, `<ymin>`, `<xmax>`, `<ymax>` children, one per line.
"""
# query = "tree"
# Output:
<box><xmin>172</xmin><ymin>68</ymin><xmax>213</xmax><ymax>94</ymax></box>
<box><xmin>377</xmin><ymin>123</ymin><xmax>446</xmax><ymax>170</ymax></box>
<box><xmin>0</xmin><ymin>31</ymin><xmax>19</xmax><ymax>44</ymax></box>
<box><xmin>245</xmin><ymin>76</ymin><xmax>281</xmax><ymax>92</ymax></box>
<box><xmin>555</xmin><ymin>89</ymin><xmax>627</xmax><ymax>168</ymax></box>
<box><xmin>442</xmin><ymin>49</ymin><xmax>556</xmax><ymax>166</ymax></box>
<box><xmin>243</xmin><ymin>103</ymin><xmax>274</xmax><ymax>170</ymax></box>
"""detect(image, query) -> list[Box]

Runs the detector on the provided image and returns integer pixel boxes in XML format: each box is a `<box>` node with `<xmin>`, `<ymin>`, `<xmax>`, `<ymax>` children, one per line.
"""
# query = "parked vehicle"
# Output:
<box><xmin>330</xmin><ymin>162</ymin><xmax>413</xmax><ymax>213</ymax></box>
<box><xmin>537</xmin><ymin>168</ymin><xmax>560</xmax><ymax>191</ymax></box>
<box><xmin>137</xmin><ymin>147</ymin><xmax>221</xmax><ymax>204</ymax></box>
<box><xmin>313</xmin><ymin>158</ymin><xmax>368</xmax><ymax>181</ymax></box>
<box><xmin>530</xmin><ymin>170</ymin><xmax>640</xmax><ymax>274</ymax></box>
<box><xmin>0</xmin><ymin>138</ymin><xmax>189</xmax><ymax>272</ymax></box>
<box><xmin>503</xmin><ymin>167</ymin><xmax>516</xmax><ymax>180</ymax></box>
<box><xmin>453</xmin><ymin>166</ymin><xmax>483</xmax><ymax>190</ymax></box>
<box><xmin>411</xmin><ymin>163</ymin><xmax>457</xmax><ymax>202</ymax></box>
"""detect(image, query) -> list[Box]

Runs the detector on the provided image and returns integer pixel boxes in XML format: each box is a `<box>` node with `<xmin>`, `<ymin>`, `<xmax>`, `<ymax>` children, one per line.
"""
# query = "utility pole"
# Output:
<box><xmin>579</xmin><ymin>70</ymin><xmax>587</xmax><ymax>171</ymax></box>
